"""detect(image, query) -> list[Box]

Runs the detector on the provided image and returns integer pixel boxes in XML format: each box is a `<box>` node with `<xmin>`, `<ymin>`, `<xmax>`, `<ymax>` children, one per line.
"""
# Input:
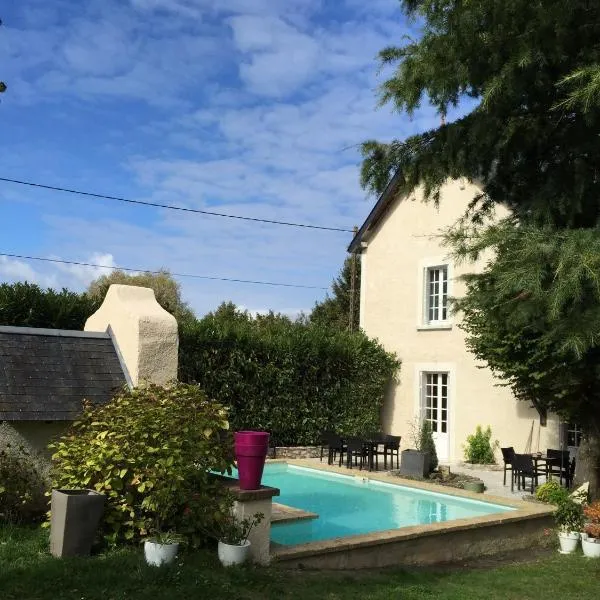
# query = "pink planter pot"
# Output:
<box><xmin>235</xmin><ymin>431</ymin><xmax>270</xmax><ymax>445</ymax></box>
<box><xmin>235</xmin><ymin>431</ymin><xmax>269</xmax><ymax>490</ymax></box>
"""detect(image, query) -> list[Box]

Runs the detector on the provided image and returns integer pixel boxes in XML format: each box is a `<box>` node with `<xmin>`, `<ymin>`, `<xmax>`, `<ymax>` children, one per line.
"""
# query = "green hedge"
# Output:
<box><xmin>178</xmin><ymin>308</ymin><xmax>400</xmax><ymax>446</ymax></box>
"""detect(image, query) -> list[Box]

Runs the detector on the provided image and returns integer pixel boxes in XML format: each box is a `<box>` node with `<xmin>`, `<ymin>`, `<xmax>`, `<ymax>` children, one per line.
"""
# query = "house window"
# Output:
<box><xmin>567</xmin><ymin>423</ymin><xmax>583</xmax><ymax>447</ymax></box>
<box><xmin>423</xmin><ymin>372</ymin><xmax>448</xmax><ymax>434</ymax></box>
<box><xmin>425</xmin><ymin>266</ymin><xmax>448</xmax><ymax>323</ymax></box>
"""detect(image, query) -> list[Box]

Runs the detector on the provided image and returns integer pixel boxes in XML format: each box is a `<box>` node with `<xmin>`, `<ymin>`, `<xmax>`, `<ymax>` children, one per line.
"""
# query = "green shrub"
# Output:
<box><xmin>463</xmin><ymin>425</ymin><xmax>498</xmax><ymax>464</ymax></box>
<box><xmin>178</xmin><ymin>305</ymin><xmax>400</xmax><ymax>445</ymax></box>
<box><xmin>554</xmin><ymin>497</ymin><xmax>585</xmax><ymax>532</ymax></box>
<box><xmin>535</xmin><ymin>479</ymin><xmax>570</xmax><ymax>505</ymax></box>
<box><xmin>0</xmin><ymin>281</ymin><xmax>98</xmax><ymax>329</ymax></box>
<box><xmin>0</xmin><ymin>443</ymin><xmax>48</xmax><ymax>524</ymax></box>
<box><xmin>49</xmin><ymin>383</ymin><xmax>235</xmax><ymax>547</ymax></box>
<box><xmin>419</xmin><ymin>421</ymin><xmax>438</xmax><ymax>473</ymax></box>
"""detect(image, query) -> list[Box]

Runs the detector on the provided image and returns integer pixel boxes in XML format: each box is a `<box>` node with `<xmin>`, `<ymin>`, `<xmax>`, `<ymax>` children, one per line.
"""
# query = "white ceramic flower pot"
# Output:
<box><xmin>218</xmin><ymin>540</ymin><xmax>251</xmax><ymax>567</ymax></box>
<box><xmin>581</xmin><ymin>534</ymin><xmax>600</xmax><ymax>558</ymax></box>
<box><xmin>558</xmin><ymin>531</ymin><xmax>580</xmax><ymax>554</ymax></box>
<box><xmin>144</xmin><ymin>541</ymin><xmax>179</xmax><ymax>566</ymax></box>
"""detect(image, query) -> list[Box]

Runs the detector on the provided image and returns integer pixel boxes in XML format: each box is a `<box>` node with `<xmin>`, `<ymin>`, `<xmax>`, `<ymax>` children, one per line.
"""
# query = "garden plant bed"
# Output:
<box><xmin>1</xmin><ymin>525</ymin><xmax>599</xmax><ymax>600</ymax></box>
<box><xmin>391</xmin><ymin>469</ymin><xmax>486</xmax><ymax>491</ymax></box>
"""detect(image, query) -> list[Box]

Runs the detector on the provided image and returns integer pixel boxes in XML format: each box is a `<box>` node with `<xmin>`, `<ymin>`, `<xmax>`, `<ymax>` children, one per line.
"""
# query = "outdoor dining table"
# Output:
<box><xmin>340</xmin><ymin>436</ymin><xmax>384</xmax><ymax>471</ymax></box>
<box><xmin>530</xmin><ymin>454</ymin><xmax>558</xmax><ymax>480</ymax></box>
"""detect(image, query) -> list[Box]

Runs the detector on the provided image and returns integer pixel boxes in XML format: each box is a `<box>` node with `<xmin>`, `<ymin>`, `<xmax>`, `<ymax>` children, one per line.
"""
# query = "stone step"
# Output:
<box><xmin>271</xmin><ymin>502</ymin><xmax>318</xmax><ymax>525</ymax></box>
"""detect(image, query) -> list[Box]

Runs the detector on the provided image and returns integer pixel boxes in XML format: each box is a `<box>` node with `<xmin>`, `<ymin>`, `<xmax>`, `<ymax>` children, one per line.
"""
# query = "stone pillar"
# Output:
<box><xmin>84</xmin><ymin>284</ymin><xmax>178</xmax><ymax>387</ymax></box>
<box><xmin>233</xmin><ymin>498</ymin><xmax>273</xmax><ymax>565</ymax></box>
<box><xmin>222</xmin><ymin>480</ymin><xmax>279</xmax><ymax>565</ymax></box>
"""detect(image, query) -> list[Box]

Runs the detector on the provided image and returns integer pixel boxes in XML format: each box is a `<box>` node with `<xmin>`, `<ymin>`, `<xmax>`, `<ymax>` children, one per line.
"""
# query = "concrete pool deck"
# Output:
<box><xmin>269</xmin><ymin>459</ymin><xmax>554</xmax><ymax>569</ymax></box>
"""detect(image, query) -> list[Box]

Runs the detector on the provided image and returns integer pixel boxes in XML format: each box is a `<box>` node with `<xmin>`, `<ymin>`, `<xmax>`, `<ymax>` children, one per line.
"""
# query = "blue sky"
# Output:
<box><xmin>0</xmin><ymin>0</ymin><xmax>442</xmax><ymax>317</ymax></box>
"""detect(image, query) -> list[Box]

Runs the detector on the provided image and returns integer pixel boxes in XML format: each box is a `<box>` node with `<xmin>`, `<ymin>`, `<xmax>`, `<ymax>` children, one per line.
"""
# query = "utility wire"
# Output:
<box><xmin>0</xmin><ymin>176</ymin><xmax>353</xmax><ymax>233</ymax></box>
<box><xmin>0</xmin><ymin>253</ymin><xmax>328</xmax><ymax>290</ymax></box>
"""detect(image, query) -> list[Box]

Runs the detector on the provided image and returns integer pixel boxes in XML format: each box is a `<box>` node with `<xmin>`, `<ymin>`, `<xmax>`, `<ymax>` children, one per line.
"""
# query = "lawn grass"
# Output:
<box><xmin>1</xmin><ymin>525</ymin><xmax>600</xmax><ymax>600</ymax></box>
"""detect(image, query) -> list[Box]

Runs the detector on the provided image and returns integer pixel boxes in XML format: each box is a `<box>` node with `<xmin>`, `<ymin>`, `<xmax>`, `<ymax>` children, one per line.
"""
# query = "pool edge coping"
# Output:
<box><xmin>268</xmin><ymin>459</ymin><xmax>553</xmax><ymax>561</ymax></box>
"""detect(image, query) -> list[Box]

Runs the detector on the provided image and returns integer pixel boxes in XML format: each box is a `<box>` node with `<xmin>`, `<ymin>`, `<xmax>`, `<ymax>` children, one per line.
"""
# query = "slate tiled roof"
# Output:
<box><xmin>0</xmin><ymin>326</ymin><xmax>127</xmax><ymax>421</ymax></box>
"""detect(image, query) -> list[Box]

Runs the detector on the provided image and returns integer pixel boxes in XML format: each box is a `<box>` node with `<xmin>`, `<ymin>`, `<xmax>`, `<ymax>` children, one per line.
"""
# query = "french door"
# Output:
<box><xmin>421</xmin><ymin>372</ymin><xmax>449</xmax><ymax>461</ymax></box>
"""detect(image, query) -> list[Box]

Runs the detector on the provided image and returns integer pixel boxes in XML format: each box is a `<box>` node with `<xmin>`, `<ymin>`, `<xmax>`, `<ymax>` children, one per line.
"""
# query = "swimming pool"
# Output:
<box><xmin>253</xmin><ymin>463</ymin><xmax>513</xmax><ymax>546</ymax></box>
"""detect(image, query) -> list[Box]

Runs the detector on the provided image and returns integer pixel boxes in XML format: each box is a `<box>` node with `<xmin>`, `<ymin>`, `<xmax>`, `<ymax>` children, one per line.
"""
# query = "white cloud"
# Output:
<box><xmin>226</xmin><ymin>14</ymin><xmax>398</xmax><ymax>98</ymax></box>
<box><xmin>2</xmin><ymin>0</ymin><xmax>226</xmax><ymax>106</ymax></box>
<box><xmin>1</xmin><ymin>0</ymin><xmax>463</xmax><ymax>318</ymax></box>
<box><xmin>52</xmin><ymin>253</ymin><xmax>119</xmax><ymax>287</ymax></box>
<box><xmin>129</xmin><ymin>0</ymin><xmax>204</xmax><ymax>18</ymax></box>
<box><xmin>131</xmin><ymin>0</ymin><xmax>320</xmax><ymax>18</ymax></box>
<box><xmin>0</xmin><ymin>256</ymin><xmax>56</xmax><ymax>287</ymax></box>
<box><xmin>61</xmin><ymin>20</ymin><xmax>135</xmax><ymax>76</ymax></box>
<box><xmin>228</xmin><ymin>16</ymin><xmax>320</xmax><ymax>96</ymax></box>
<box><xmin>0</xmin><ymin>253</ymin><xmax>120</xmax><ymax>292</ymax></box>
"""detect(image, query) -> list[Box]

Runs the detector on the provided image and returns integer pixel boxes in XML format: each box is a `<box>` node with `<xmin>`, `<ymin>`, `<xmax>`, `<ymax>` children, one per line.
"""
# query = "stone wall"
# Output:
<box><xmin>274</xmin><ymin>512</ymin><xmax>554</xmax><ymax>569</ymax></box>
<box><xmin>0</xmin><ymin>421</ymin><xmax>65</xmax><ymax>486</ymax></box>
<box><xmin>270</xmin><ymin>446</ymin><xmax>321</xmax><ymax>460</ymax></box>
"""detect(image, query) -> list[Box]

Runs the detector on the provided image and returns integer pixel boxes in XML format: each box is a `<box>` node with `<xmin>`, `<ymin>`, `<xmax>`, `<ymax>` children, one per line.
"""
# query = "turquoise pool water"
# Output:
<box><xmin>243</xmin><ymin>464</ymin><xmax>513</xmax><ymax>546</ymax></box>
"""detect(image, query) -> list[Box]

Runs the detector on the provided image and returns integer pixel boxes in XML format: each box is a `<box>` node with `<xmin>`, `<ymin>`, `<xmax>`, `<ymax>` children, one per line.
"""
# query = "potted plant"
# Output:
<box><xmin>141</xmin><ymin>486</ymin><xmax>186</xmax><ymax>567</ymax></box>
<box><xmin>143</xmin><ymin>531</ymin><xmax>185</xmax><ymax>567</ymax></box>
<box><xmin>400</xmin><ymin>420</ymin><xmax>438</xmax><ymax>478</ymax></box>
<box><xmin>210</xmin><ymin>511</ymin><xmax>264</xmax><ymax>567</ymax></box>
<box><xmin>582</xmin><ymin>501</ymin><xmax>600</xmax><ymax>558</ymax></box>
<box><xmin>554</xmin><ymin>497</ymin><xmax>585</xmax><ymax>554</ymax></box>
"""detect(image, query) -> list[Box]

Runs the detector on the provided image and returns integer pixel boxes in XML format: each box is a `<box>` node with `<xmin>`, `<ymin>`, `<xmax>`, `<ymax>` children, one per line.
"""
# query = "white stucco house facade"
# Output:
<box><xmin>348</xmin><ymin>177</ymin><xmax>577</xmax><ymax>464</ymax></box>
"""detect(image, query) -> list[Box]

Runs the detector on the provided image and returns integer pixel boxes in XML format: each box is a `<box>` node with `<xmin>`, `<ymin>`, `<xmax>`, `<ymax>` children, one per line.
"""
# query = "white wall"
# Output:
<box><xmin>360</xmin><ymin>179</ymin><xmax>560</xmax><ymax>462</ymax></box>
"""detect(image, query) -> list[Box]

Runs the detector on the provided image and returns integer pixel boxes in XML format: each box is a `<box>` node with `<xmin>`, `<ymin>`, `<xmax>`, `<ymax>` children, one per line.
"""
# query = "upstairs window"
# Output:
<box><xmin>425</xmin><ymin>266</ymin><xmax>448</xmax><ymax>323</ymax></box>
<box><xmin>567</xmin><ymin>423</ymin><xmax>583</xmax><ymax>447</ymax></box>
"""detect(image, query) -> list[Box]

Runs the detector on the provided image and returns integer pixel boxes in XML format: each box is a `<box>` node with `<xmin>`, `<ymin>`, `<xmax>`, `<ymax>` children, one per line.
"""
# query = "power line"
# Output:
<box><xmin>0</xmin><ymin>253</ymin><xmax>328</xmax><ymax>290</ymax></box>
<box><xmin>0</xmin><ymin>176</ymin><xmax>353</xmax><ymax>233</ymax></box>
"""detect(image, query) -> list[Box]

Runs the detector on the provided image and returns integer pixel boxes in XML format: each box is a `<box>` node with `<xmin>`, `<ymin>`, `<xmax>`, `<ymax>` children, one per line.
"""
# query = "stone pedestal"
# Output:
<box><xmin>220</xmin><ymin>479</ymin><xmax>280</xmax><ymax>565</ymax></box>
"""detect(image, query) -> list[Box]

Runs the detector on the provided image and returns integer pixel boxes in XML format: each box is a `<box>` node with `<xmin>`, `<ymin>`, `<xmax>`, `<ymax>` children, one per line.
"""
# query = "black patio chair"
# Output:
<box><xmin>547</xmin><ymin>449</ymin><xmax>572</xmax><ymax>487</ymax></box>
<box><xmin>365</xmin><ymin>433</ymin><xmax>386</xmax><ymax>470</ymax></box>
<box><xmin>345</xmin><ymin>437</ymin><xmax>368</xmax><ymax>470</ymax></box>
<box><xmin>383</xmin><ymin>435</ymin><xmax>401</xmax><ymax>470</ymax></box>
<box><xmin>513</xmin><ymin>453</ymin><xmax>542</xmax><ymax>493</ymax></box>
<box><xmin>501</xmin><ymin>447</ymin><xmax>515</xmax><ymax>486</ymax></box>
<box><xmin>320</xmin><ymin>431</ymin><xmax>335</xmax><ymax>462</ymax></box>
<box><xmin>321</xmin><ymin>432</ymin><xmax>345</xmax><ymax>466</ymax></box>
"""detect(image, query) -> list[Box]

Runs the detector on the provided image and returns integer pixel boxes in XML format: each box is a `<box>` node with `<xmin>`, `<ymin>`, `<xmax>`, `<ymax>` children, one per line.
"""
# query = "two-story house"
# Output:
<box><xmin>348</xmin><ymin>177</ymin><xmax>573</xmax><ymax>464</ymax></box>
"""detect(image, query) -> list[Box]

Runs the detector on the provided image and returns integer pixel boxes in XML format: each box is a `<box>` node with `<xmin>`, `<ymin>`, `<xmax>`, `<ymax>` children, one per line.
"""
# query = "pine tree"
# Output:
<box><xmin>310</xmin><ymin>256</ymin><xmax>360</xmax><ymax>331</ymax></box>
<box><xmin>361</xmin><ymin>1</ymin><xmax>600</xmax><ymax>229</ymax></box>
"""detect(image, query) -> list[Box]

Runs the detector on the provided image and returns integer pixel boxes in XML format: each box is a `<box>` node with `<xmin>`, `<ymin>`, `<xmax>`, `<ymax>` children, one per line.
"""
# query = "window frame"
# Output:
<box><xmin>421</xmin><ymin>371</ymin><xmax>449</xmax><ymax>435</ymax></box>
<box><xmin>567</xmin><ymin>423</ymin><xmax>583</xmax><ymax>448</ymax></box>
<box><xmin>417</xmin><ymin>258</ymin><xmax>453</xmax><ymax>330</ymax></box>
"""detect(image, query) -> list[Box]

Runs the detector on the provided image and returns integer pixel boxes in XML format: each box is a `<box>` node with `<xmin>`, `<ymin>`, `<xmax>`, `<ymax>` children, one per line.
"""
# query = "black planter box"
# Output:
<box><xmin>400</xmin><ymin>450</ymin><xmax>430</xmax><ymax>478</ymax></box>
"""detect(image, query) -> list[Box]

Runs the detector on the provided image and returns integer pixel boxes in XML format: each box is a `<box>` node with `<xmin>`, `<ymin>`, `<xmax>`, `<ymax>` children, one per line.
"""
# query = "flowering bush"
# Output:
<box><xmin>584</xmin><ymin>501</ymin><xmax>600</xmax><ymax>539</ymax></box>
